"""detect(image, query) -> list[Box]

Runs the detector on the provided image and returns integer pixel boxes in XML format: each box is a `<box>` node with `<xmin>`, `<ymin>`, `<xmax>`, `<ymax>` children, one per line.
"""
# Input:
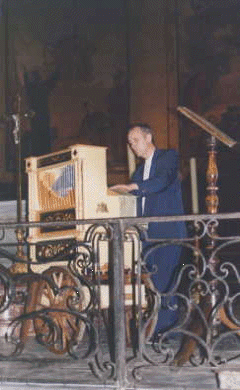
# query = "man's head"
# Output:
<box><xmin>127</xmin><ymin>123</ymin><xmax>155</xmax><ymax>159</ymax></box>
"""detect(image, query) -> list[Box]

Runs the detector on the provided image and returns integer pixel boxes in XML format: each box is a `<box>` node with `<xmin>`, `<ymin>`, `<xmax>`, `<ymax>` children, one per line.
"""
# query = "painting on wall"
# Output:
<box><xmin>4</xmin><ymin>0</ymin><xmax>130</xmax><ymax>176</ymax></box>
<box><xmin>180</xmin><ymin>0</ymin><xmax>240</xmax><ymax>216</ymax></box>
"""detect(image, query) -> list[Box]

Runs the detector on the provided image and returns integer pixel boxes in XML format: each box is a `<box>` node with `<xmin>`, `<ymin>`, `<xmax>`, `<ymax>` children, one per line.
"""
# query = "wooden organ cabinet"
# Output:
<box><xmin>25</xmin><ymin>144</ymin><xmax>147</xmax><ymax>315</ymax></box>
<box><xmin>26</xmin><ymin>144</ymin><xmax>136</xmax><ymax>246</ymax></box>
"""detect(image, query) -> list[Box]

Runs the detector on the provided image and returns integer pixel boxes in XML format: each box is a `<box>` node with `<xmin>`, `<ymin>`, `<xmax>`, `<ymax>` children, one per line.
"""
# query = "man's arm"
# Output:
<box><xmin>110</xmin><ymin>150</ymin><xmax>179</xmax><ymax>195</ymax></box>
<box><xmin>131</xmin><ymin>150</ymin><xmax>179</xmax><ymax>197</ymax></box>
<box><xmin>109</xmin><ymin>183</ymin><xmax>138</xmax><ymax>193</ymax></box>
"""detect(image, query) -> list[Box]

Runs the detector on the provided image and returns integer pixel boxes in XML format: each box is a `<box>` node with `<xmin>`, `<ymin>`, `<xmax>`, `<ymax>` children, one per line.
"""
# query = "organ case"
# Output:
<box><xmin>26</xmin><ymin>144</ymin><xmax>137</xmax><ymax>268</ymax></box>
<box><xmin>25</xmin><ymin>145</ymin><xmax>150</xmax><ymax>331</ymax></box>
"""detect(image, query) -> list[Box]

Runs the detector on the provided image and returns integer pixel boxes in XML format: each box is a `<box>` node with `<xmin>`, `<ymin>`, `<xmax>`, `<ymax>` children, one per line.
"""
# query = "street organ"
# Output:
<box><xmin>24</xmin><ymin>145</ymin><xmax>150</xmax><ymax>349</ymax></box>
<box><xmin>26</xmin><ymin>144</ymin><xmax>137</xmax><ymax>265</ymax></box>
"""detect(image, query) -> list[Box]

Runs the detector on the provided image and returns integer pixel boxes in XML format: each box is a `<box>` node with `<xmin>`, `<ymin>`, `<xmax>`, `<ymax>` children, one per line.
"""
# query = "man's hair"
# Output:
<box><xmin>127</xmin><ymin>122</ymin><xmax>155</xmax><ymax>143</ymax></box>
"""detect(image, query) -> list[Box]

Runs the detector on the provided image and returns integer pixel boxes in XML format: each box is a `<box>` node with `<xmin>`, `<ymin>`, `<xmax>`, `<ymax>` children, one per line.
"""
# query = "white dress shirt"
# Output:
<box><xmin>142</xmin><ymin>151</ymin><xmax>154</xmax><ymax>214</ymax></box>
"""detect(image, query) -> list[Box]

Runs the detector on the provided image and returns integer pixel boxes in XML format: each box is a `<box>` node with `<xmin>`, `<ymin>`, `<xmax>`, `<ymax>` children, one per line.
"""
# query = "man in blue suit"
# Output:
<box><xmin>111</xmin><ymin>123</ymin><xmax>186</xmax><ymax>335</ymax></box>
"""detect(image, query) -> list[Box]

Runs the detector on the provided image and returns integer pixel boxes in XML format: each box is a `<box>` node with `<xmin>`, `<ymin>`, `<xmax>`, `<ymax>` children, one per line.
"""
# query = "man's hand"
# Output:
<box><xmin>109</xmin><ymin>183</ymin><xmax>138</xmax><ymax>193</ymax></box>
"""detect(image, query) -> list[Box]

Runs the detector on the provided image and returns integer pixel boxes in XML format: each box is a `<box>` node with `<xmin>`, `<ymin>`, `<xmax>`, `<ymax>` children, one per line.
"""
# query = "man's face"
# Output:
<box><xmin>128</xmin><ymin>127</ymin><xmax>152</xmax><ymax>158</ymax></box>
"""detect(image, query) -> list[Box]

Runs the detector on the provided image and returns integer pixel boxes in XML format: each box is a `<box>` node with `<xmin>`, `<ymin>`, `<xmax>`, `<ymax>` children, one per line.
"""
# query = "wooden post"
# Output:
<box><xmin>205</xmin><ymin>136</ymin><xmax>219</xmax><ymax>255</ymax></box>
<box><xmin>206</xmin><ymin>136</ymin><xmax>219</xmax><ymax>216</ymax></box>
<box><xmin>205</xmin><ymin>135</ymin><xmax>220</xmax><ymax>339</ymax></box>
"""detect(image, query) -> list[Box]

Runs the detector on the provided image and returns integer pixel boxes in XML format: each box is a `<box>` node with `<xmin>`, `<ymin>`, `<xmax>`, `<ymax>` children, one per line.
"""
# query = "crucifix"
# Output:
<box><xmin>5</xmin><ymin>93</ymin><xmax>34</xmax><ymax>273</ymax></box>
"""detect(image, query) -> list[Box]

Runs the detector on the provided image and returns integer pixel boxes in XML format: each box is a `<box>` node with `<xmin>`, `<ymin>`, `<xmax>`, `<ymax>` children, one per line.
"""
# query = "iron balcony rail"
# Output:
<box><xmin>0</xmin><ymin>212</ymin><xmax>239</xmax><ymax>389</ymax></box>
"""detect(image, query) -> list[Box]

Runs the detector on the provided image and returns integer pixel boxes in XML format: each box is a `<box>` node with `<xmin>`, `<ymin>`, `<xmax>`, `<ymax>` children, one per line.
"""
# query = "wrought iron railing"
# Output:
<box><xmin>0</xmin><ymin>213</ymin><xmax>240</xmax><ymax>388</ymax></box>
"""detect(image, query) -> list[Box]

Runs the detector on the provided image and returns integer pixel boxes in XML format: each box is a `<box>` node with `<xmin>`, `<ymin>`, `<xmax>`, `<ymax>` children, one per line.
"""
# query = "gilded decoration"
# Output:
<box><xmin>96</xmin><ymin>202</ymin><xmax>109</xmax><ymax>213</ymax></box>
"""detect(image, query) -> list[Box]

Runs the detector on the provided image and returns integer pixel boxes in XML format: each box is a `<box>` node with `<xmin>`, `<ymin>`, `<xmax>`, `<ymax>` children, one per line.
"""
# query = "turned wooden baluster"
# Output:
<box><xmin>205</xmin><ymin>135</ymin><xmax>221</xmax><ymax>338</ymax></box>
<box><xmin>206</xmin><ymin>137</ymin><xmax>219</xmax><ymax>213</ymax></box>
<box><xmin>205</xmin><ymin>136</ymin><xmax>219</xmax><ymax>256</ymax></box>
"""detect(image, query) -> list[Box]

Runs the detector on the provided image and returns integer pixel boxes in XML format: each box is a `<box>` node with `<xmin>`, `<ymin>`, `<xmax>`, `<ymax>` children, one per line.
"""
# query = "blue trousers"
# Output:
<box><xmin>144</xmin><ymin>244</ymin><xmax>182</xmax><ymax>334</ymax></box>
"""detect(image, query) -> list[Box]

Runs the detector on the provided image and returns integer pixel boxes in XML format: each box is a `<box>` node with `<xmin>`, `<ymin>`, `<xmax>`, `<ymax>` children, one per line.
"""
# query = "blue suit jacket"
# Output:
<box><xmin>130</xmin><ymin>149</ymin><xmax>187</xmax><ymax>240</ymax></box>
